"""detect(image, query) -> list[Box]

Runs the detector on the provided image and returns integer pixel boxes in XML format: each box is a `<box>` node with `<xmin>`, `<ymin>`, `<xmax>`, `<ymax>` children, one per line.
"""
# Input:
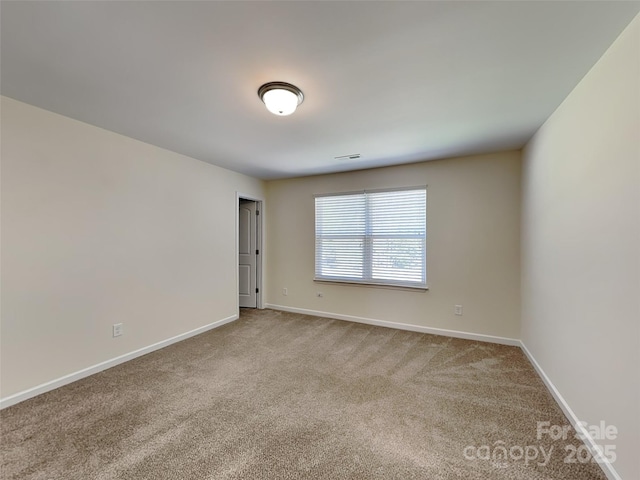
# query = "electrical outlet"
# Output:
<box><xmin>454</xmin><ymin>305</ymin><xmax>463</xmax><ymax>316</ymax></box>
<box><xmin>113</xmin><ymin>323</ymin><xmax>124</xmax><ymax>337</ymax></box>
<box><xmin>283</xmin><ymin>287</ymin><xmax>288</xmax><ymax>296</ymax></box>
<box><xmin>316</xmin><ymin>292</ymin><xmax>324</xmax><ymax>298</ymax></box>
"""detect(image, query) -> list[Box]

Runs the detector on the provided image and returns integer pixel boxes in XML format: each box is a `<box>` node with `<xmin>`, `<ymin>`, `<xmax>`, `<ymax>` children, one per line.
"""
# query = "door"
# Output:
<box><xmin>239</xmin><ymin>200</ymin><xmax>257</xmax><ymax>308</ymax></box>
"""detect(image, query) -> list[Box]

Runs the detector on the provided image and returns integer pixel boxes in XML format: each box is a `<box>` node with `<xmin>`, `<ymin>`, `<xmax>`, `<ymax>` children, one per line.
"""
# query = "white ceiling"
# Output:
<box><xmin>2</xmin><ymin>1</ymin><xmax>639</xmax><ymax>180</ymax></box>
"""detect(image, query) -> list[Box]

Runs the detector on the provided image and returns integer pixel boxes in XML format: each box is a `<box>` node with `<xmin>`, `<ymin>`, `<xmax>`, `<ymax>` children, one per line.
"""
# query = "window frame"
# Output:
<box><xmin>314</xmin><ymin>186</ymin><xmax>427</xmax><ymax>290</ymax></box>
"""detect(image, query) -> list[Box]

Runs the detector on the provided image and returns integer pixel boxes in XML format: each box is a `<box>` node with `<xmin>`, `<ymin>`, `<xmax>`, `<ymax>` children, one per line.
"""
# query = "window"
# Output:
<box><xmin>315</xmin><ymin>187</ymin><xmax>427</xmax><ymax>289</ymax></box>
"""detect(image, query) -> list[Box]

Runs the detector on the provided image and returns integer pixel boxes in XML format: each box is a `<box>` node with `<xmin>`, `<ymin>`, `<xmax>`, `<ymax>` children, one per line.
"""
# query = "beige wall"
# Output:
<box><xmin>521</xmin><ymin>15</ymin><xmax>639</xmax><ymax>480</ymax></box>
<box><xmin>0</xmin><ymin>97</ymin><xmax>265</xmax><ymax>399</ymax></box>
<box><xmin>266</xmin><ymin>151</ymin><xmax>521</xmax><ymax>340</ymax></box>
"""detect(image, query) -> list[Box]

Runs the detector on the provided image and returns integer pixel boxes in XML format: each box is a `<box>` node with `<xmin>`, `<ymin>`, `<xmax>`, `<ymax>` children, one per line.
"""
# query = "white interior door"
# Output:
<box><xmin>239</xmin><ymin>200</ymin><xmax>257</xmax><ymax>308</ymax></box>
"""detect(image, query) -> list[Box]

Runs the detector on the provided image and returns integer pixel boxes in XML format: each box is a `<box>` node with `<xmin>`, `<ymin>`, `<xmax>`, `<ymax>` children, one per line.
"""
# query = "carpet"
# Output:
<box><xmin>1</xmin><ymin>309</ymin><xmax>607</xmax><ymax>479</ymax></box>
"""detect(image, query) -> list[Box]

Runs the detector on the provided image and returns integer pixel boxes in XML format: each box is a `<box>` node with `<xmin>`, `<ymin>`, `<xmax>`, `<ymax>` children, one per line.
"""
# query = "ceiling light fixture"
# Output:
<box><xmin>258</xmin><ymin>82</ymin><xmax>304</xmax><ymax>116</ymax></box>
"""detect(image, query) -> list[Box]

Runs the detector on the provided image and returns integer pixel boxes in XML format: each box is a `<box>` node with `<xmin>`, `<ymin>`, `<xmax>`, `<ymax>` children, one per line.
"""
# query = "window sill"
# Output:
<box><xmin>313</xmin><ymin>278</ymin><xmax>429</xmax><ymax>292</ymax></box>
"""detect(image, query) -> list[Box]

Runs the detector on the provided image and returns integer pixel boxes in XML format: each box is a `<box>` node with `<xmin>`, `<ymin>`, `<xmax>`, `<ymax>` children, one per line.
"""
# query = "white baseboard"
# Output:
<box><xmin>520</xmin><ymin>341</ymin><xmax>620</xmax><ymax>480</ymax></box>
<box><xmin>0</xmin><ymin>307</ymin><xmax>621</xmax><ymax>480</ymax></box>
<box><xmin>0</xmin><ymin>314</ymin><xmax>238</xmax><ymax>410</ymax></box>
<box><xmin>266</xmin><ymin>304</ymin><xmax>616</xmax><ymax>478</ymax></box>
<box><xmin>264</xmin><ymin>304</ymin><xmax>520</xmax><ymax>346</ymax></box>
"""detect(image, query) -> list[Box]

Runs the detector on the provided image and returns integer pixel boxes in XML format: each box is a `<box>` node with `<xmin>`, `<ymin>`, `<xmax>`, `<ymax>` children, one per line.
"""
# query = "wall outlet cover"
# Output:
<box><xmin>113</xmin><ymin>323</ymin><xmax>124</xmax><ymax>337</ymax></box>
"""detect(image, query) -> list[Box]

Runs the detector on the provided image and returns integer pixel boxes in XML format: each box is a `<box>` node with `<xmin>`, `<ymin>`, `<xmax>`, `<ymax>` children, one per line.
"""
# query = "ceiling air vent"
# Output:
<box><xmin>334</xmin><ymin>154</ymin><xmax>361</xmax><ymax>160</ymax></box>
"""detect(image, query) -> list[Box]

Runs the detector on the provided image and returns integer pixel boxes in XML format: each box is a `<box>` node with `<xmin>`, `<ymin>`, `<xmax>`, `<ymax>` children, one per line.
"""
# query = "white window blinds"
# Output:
<box><xmin>315</xmin><ymin>187</ymin><xmax>427</xmax><ymax>288</ymax></box>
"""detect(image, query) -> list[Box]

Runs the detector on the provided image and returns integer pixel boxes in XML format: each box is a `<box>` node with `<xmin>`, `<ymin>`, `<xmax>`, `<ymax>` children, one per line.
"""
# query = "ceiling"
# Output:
<box><xmin>2</xmin><ymin>1</ymin><xmax>639</xmax><ymax>180</ymax></box>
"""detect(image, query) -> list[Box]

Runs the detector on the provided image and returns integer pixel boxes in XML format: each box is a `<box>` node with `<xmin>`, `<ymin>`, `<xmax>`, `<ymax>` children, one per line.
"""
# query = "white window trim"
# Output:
<box><xmin>314</xmin><ymin>186</ymin><xmax>427</xmax><ymax>290</ymax></box>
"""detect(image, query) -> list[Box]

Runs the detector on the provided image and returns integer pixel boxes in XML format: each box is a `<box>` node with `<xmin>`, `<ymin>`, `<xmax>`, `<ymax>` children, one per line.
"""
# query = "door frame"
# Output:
<box><xmin>236</xmin><ymin>192</ymin><xmax>264</xmax><ymax>313</ymax></box>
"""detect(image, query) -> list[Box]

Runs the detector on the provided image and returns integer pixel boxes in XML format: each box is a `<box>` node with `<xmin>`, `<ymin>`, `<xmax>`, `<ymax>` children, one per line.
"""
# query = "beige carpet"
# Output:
<box><xmin>1</xmin><ymin>309</ymin><xmax>606</xmax><ymax>479</ymax></box>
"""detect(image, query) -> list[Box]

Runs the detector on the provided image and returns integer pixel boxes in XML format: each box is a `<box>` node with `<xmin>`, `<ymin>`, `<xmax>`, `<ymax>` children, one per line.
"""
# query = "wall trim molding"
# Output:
<box><xmin>0</xmin><ymin>306</ymin><xmax>618</xmax><ymax>480</ymax></box>
<box><xmin>266</xmin><ymin>304</ymin><xmax>615</xmax><ymax>478</ymax></box>
<box><xmin>520</xmin><ymin>341</ymin><xmax>620</xmax><ymax>480</ymax></box>
<box><xmin>265</xmin><ymin>304</ymin><xmax>520</xmax><ymax>346</ymax></box>
<box><xmin>0</xmin><ymin>314</ymin><xmax>238</xmax><ymax>410</ymax></box>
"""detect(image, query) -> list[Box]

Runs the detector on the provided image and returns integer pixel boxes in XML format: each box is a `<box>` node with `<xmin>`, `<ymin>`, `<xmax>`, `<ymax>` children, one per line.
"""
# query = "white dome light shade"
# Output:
<box><xmin>262</xmin><ymin>88</ymin><xmax>298</xmax><ymax>116</ymax></box>
<box><xmin>258</xmin><ymin>82</ymin><xmax>304</xmax><ymax>116</ymax></box>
